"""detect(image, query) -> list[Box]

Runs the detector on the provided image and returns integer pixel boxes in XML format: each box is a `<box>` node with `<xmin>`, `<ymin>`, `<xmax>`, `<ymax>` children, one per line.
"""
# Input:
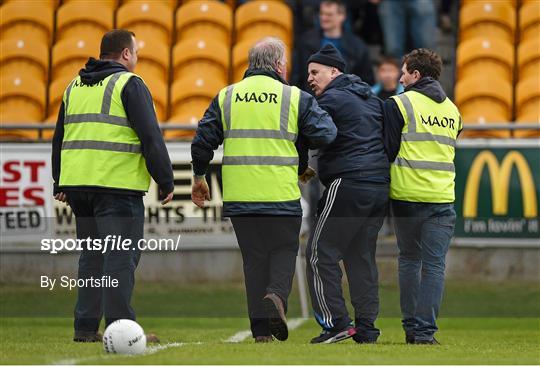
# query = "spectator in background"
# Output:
<box><xmin>293</xmin><ymin>0</ymin><xmax>375</xmax><ymax>90</ymax></box>
<box><xmin>376</xmin><ymin>0</ymin><xmax>437</xmax><ymax>59</ymax></box>
<box><xmin>371</xmin><ymin>56</ymin><xmax>404</xmax><ymax>100</ymax></box>
<box><xmin>439</xmin><ymin>0</ymin><xmax>453</xmax><ymax>33</ymax></box>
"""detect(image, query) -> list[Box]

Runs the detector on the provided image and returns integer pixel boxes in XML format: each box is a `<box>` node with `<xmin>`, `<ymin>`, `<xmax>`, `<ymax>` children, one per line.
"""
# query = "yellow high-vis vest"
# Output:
<box><xmin>390</xmin><ymin>90</ymin><xmax>461</xmax><ymax>203</ymax></box>
<box><xmin>218</xmin><ymin>75</ymin><xmax>301</xmax><ymax>202</ymax></box>
<box><xmin>59</xmin><ymin>72</ymin><xmax>151</xmax><ymax>191</ymax></box>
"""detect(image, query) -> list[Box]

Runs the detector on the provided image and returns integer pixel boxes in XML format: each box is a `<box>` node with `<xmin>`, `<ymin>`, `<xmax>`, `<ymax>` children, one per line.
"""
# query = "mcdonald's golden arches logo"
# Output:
<box><xmin>463</xmin><ymin>150</ymin><xmax>538</xmax><ymax>218</ymax></box>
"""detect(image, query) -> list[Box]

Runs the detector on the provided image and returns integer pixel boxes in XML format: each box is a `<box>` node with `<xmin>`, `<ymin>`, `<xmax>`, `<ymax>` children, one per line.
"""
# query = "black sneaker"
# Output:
<box><xmin>310</xmin><ymin>326</ymin><xmax>356</xmax><ymax>344</ymax></box>
<box><xmin>413</xmin><ymin>337</ymin><xmax>440</xmax><ymax>345</ymax></box>
<box><xmin>405</xmin><ymin>334</ymin><xmax>415</xmax><ymax>344</ymax></box>
<box><xmin>353</xmin><ymin>325</ymin><xmax>380</xmax><ymax>344</ymax></box>
<box><xmin>74</xmin><ymin>330</ymin><xmax>102</xmax><ymax>342</ymax></box>
<box><xmin>352</xmin><ymin>333</ymin><xmax>378</xmax><ymax>344</ymax></box>
<box><xmin>262</xmin><ymin>293</ymin><xmax>288</xmax><ymax>341</ymax></box>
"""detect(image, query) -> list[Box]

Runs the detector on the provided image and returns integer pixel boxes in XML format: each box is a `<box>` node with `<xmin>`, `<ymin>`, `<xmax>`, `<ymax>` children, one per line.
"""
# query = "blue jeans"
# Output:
<box><xmin>378</xmin><ymin>0</ymin><xmax>436</xmax><ymax>58</ymax></box>
<box><xmin>390</xmin><ymin>200</ymin><xmax>456</xmax><ymax>341</ymax></box>
<box><xmin>67</xmin><ymin>191</ymin><xmax>144</xmax><ymax>332</ymax></box>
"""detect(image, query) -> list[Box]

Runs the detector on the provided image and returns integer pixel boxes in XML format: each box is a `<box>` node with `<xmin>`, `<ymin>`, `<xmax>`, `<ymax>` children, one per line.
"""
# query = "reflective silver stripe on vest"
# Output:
<box><xmin>280</xmin><ymin>84</ymin><xmax>291</xmax><ymax>133</ymax></box>
<box><xmin>394</xmin><ymin>157</ymin><xmax>455</xmax><ymax>172</ymax></box>
<box><xmin>222</xmin><ymin>84</ymin><xmax>296</xmax><ymax>142</ymax></box>
<box><xmin>64</xmin><ymin>79</ymin><xmax>76</xmax><ymax>113</ymax></box>
<box><xmin>222</xmin><ymin>156</ymin><xmax>299</xmax><ymax>166</ymax></box>
<box><xmin>402</xmin><ymin>132</ymin><xmax>456</xmax><ymax>147</ymax></box>
<box><xmin>223</xmin><ymin>129</ymin><xmax>297</xmax><ymax>140</ymax></box>
<box><xmin>396</xmin><ymin>93</ymin><xmax>416</xmax><ymax>133</ymax></box>
<box><xmin>62</xmin><ymin>140</ymin><xmax>141</xmax><ymax>153</ymax></box>
<box><xmin>64</xmin><ymin>72</ymin><xmax>131</xmax><ymax>127</ymax></box>
<box><xmin>222</xmin><ymin>85</ymin><xmax>234</xmax><ymax>130</ymax></box>
<box><xmin>64</xmin><ymin>113</ymin><xmax>130</xmax><ymax>127</ymax></box>
<box><xmin>101</xmin><ymin>72</ymin><xmax>126</xmax><ymax>114</ymax></box>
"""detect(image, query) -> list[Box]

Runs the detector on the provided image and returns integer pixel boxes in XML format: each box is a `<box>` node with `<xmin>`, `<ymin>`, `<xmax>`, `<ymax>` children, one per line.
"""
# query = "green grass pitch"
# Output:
<box><xmin>1</xmin><ymin>282</ymin><xmax>539</xmax><ymax>364</ymax></box>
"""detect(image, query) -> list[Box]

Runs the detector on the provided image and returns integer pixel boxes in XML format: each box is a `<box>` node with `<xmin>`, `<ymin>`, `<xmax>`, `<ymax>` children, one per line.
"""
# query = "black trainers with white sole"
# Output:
<box><xmin>310</xmin><ymin>326</ymin><xmax>356</xmax><ymax>344</ymax></box>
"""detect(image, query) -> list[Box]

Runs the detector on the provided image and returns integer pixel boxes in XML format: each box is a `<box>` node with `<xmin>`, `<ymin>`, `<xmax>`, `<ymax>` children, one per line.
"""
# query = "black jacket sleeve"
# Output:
<box><xmin>297</xmin><ymin>90</ymin><xmax>337</xmax><ymax>149</ymax></box>
<box><xmin>191</xmin><ymin>95</ymin><xmax>224</xmax><ymax>176</ymax></box>
<box><xmin>383</xmin><ymin>98</ymin><xmax>405</xmax><ymax>162</ymax></box>
<box><xmin>316</xmin><ymin>91</ymin><xmax>336</xmax><ymax>117</ymax></box>
<box><xmin>51</xmin><ymin>102</ymin><xmax>65</xmax><ymax>195</ymax></box>
<box><xmin>122</xmin><ymin>77</ymin><xmax>174</xmax><ymax>197</ymax></box>
<box><xmin>295</xmin><ymin>135</ymin><xmax>309</xmax><ymax>175</ymax></box>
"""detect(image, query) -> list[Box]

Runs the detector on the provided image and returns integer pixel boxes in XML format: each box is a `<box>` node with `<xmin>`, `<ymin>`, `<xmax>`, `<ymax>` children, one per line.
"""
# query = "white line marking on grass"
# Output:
<box><xmin>287</xmin><ymin>318</ymin><xmax>307</xmax><ymax>330</ymax></box>
<box><xmin>144</xmin><ymin>342</ymin><xmax>184</xmax><ymax>355</ymax></box>
<box><xmin>226</xmin><ymin>329</ymin><xmax>253</xmax><ymax>343</ymax></box>
<box><xmin>53</xmin><ymin>342</ymin><xmax>187</xmax><ymax>365</ymax></box>
<box><xmin>225</xmin><ymin>317</ymin><xmax>308</xmax><ymax>343</ymax></box>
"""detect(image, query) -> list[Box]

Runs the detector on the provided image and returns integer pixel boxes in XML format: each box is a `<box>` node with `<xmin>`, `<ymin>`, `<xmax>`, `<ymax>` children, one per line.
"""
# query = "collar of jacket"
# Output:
<box><xmin>243</xmin><ymin>68</ymin><xmax>289</xmax><ymax>85</ymax></box>
<box><xmin>79</xmin><ymin>57</ymin><xmax>128</xmax><ymax>85</ymax></box>
<box><xmin>318</xmin><ymin>73</ymin><xmax>372</xmax><ymax>100</ymax></box>
<box><xmin>323</xmin><ymin>73</ymin><xmax>356</xmax><ymax>91</ymax></box>
<box><xmin>404</xmin><ymin>77</ymin><xmax>446</xmax><ymax>103</ymax></box>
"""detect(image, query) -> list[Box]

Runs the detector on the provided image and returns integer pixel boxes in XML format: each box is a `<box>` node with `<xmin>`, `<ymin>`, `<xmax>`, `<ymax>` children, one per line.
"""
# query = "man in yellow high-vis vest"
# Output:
<box><xmin>51</xmin><ymin>30</ymin><xmax>174</xmax><ymax>343</ymax></box>
<box><xmin>191</xmin><ymin>37</ymin><xmax>337</xmax><ymax>343</ymax></box>
<box><xmin>384</xmin><ymin>49</ymin><xmax>462</xmax><ymax>344</ymax></box>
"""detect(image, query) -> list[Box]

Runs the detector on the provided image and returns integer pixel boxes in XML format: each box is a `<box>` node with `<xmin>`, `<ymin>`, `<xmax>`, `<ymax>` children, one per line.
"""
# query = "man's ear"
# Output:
<box><xmin>121</xmin><ymin>47</ymin><xmax>130</xmax><ymax>61</ymax></box>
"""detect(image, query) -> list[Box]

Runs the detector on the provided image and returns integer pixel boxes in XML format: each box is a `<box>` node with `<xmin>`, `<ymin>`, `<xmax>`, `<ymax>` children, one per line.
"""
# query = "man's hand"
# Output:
<box><xmin>160</xmin><ymin>191</ymin><xmax>174</xmax><ymax>205</ymax></box>
<box><xmin>299</xmin><ymin>166</ymin><xmax>317</xmax><ymax>184</ymax></box>
<box><xmin>191</xmin><ymin>176</ymin><xmax>210</xmax><ymax>208</ymax></box>
<box><xmin>54</xmin><ymin>192</ymin><xmax>67</xmax><ymax>203</ymax></box>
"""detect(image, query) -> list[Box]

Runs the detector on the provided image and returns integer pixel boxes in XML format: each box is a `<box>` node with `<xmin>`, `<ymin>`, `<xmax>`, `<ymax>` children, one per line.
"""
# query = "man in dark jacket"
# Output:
<box><xmin>191</xmin><ymin>37</ymin><xmax>337</xmax><ymax>343</ymax></box>
<box><xmin>52</xmin><ymin>30</ymin><xmax>174</xmax><ymax>342</ymax></box>
<box><xmin>292</xmin><ymin>0</ymin><xmax>375</xmax><ymax>91</ymax></box>
<box><xmin>305</xmin><ymin>44</ymin><xmax>389</xmax><ymax>344</ymax></box>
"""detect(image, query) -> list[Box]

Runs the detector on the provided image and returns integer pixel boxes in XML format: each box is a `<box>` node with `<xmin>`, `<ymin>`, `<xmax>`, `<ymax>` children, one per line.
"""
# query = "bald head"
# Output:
<box><xmin>248</xmin><ymin>37</ymin><xmax>287</xmax><ymax>79</ymax></box>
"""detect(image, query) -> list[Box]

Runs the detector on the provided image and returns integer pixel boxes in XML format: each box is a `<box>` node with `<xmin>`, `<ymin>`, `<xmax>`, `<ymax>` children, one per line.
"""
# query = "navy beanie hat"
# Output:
<box><xmin>307</xmin><ymin>44</ymin><xmax>346</xmax><ymax>72</ymax></box>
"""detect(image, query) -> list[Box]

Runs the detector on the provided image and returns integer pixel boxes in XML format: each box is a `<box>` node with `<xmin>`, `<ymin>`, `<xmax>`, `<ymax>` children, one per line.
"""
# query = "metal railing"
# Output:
<box><xmin>460</xmin><ymin>123</ymin><xmax>540</xmax><ymax>130</ymax></box>
<box><xmin>1</xmin><ymin>123</ymin><xmax>538</xmax><ymax>130</ymax></box>
<box><xmin>0</xmin><ymin>123</ymin><xmax>197</xmax><ymax>130</ymax></box>
<box><xmin>0</xmin><ymin>122</ymin><xmax>538</xmax><ymax>142</ymax></box>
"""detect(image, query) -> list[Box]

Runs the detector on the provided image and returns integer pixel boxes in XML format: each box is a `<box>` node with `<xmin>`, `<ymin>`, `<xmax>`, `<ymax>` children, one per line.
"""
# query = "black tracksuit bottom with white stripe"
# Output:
<box><xmin>306</xmin><ymin>177</ymin><xmax>388</xmax><ymax>341</ymax></box>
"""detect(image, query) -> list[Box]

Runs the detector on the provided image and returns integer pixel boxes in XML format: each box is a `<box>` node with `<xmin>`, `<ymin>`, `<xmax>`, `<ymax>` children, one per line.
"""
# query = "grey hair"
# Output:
<box><xmin>248</xmin><ymin>37</ymin><xmax>286</xmax><ymax>72</ymax></box>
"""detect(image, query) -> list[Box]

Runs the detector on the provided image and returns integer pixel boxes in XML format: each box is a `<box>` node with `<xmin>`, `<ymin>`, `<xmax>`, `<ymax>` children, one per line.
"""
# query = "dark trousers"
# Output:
<box><xmin>230</xmin><ymin>216</ymin><xmax>302</xmax><ymax>338</ymax></box>
<box><xmin>306</xmin><ymin>178</ymin><xmax>388</xmax><ymax>341</ymax></box>
<box><xmin>67</xmin><ymin>191</ymin><xmax>144</xmax><ymax>332</ymax></box>
<box><xmin>391</xmin><ymin>200</ymin><xmax>456</xmax><ymax>341</ymax></box>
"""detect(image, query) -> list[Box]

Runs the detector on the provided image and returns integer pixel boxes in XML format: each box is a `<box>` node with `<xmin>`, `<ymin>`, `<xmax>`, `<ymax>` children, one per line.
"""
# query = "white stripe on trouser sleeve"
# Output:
<box><xmin>309</xmin><ymin>178</ymin><xmax>342</xmax><ymax>329</ymax></box>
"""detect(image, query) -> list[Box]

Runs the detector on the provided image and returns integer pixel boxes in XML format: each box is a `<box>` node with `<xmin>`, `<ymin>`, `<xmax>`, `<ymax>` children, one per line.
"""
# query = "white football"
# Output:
<box><xmin>103</xmin><ymin>319</ymin><xmax>146</xmax><ymax>355</ymax></box>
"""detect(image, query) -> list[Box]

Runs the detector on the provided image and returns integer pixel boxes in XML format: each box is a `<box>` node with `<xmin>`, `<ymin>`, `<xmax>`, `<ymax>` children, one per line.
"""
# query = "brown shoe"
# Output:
<box><xmin>145</xmin><ymin>333</ymin><xmax>160</xmax><ymax>343</ymax></box>
<box><xmin>74</xmin><ymin>330</ymin><xmax>102</xmax><ymax>342</ymax></box>
<box><xmin>255</xmin><ymin>335</ymin><xmax>273</xmax><ymax>343</ymax></box>
<box><xmin>262</xmin><ymin>293</ymin><xmax>288</xmax><ymax>341</ymax></box>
